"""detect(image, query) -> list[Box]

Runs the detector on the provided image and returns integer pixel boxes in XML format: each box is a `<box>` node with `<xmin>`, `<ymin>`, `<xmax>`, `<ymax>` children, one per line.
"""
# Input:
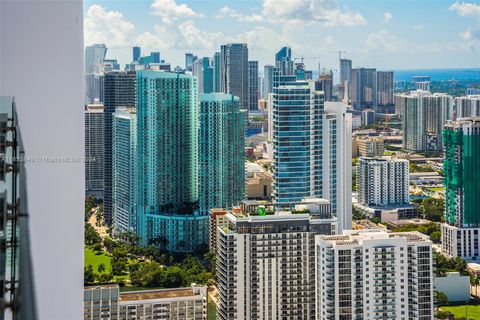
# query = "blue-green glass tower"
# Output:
<box><xmin>213</xmin><ymin>52</ymin><xmax>221</xmax><ymax>92</ymax></box>
<box><xmin>136</xmin><ymin>70</ymin><xmax>207</xmax><ymax>252</ymax></box>
<box><xmin>112</xmin><ymin>107</ymin><xmax>137</xmax><ymax>235</ymax></box>
<box><xmin>202</xmin><ymin>57</ymin><xmax>214</xmax><ymax>94</ymax></box>
<box><xmin>199</xmin><ymin>93</ymin><xmax>245</xmax><ymax>212</ymax></box>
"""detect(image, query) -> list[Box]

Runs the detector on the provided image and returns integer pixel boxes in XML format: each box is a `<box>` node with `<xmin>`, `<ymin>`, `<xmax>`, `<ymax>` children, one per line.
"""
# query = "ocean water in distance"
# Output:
<box><xmin>393</xmin><ymin>68</ymin><xmax>480</xmax><ymax>82</ymax></box>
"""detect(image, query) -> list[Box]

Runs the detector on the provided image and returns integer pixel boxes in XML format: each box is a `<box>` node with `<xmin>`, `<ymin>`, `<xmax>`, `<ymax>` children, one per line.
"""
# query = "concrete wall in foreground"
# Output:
<box><xmin>0</xmin><ymin>1</ymin><xmax>84</xmax><ymax>319</ymax></box>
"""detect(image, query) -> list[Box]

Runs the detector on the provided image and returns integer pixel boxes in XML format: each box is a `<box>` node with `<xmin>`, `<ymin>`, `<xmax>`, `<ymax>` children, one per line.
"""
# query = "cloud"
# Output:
<box><xmin>137</xmin><ymin>20</ymin><xmax>223</xmax><ymax>51</ymax></box>
<box><xmin>325</xmin><ymin>35</ymin><xmax>334</xmax><ymax>44</ymax></box>
<box><xmin>459</xmin><ymin>27</ymin><xmax>480</xmax><ymax>42</ymax></box>
<box><xmin>413</xmin><ymin>24</ymin><xmax>425</xmax><ymax>31</ymax></box>
<box><xmin>460</xmin><ymin>27</ymin><xmax>474</xmax><ymax>40</ymax></box>
<box><xmin>178</xmin><ymin>21</ymin><xmax>224</xmax><ymax>49</ymax></box>
<box><xmin>216</xmin><ymin>6</ymin><xmax>263</xmax><ymax>22</ymax></box>
<box><xmin>449</xmin><ymin>2</ymin><xmax>480</xmax><ymax>20</ymax></box>
<box><xmin>234</xmin><ymin>26</ymin><xmax>291</xmax><ymax>51</ymax></box>
<box><xmin>150</xmin><ymin>0</ymin><xmax>202</xmax><ymax>23</ymax></box>
<box><xmin>382</xmin><ymin>12</ymin><xmax>393</xmax><ymax>24</ymax></box>
<box><xmin>365</xmin><ymin>30</ymin><xmax>406</xmax><ymax>53</ymax></box>
<box><xmin>84</xmin><ymin>5</ymin><xmax>135</xmax><ymax>47</ymax></box>
<box><xmin>364</xmin><ymin>30</ymin><xmax>462</xmax><ymax>55</ymax></box>
<box><xmin>262</xmin><ymin>0</ymin><xmax>367</xmax><ymax>27</ymax></box>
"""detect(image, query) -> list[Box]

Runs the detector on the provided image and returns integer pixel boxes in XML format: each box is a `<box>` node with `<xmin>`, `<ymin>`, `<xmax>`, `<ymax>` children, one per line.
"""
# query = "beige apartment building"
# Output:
<box><xmin>84</xmin><ymin>284</ymin><xmax>207</xmax><ymax>320</ymax></box>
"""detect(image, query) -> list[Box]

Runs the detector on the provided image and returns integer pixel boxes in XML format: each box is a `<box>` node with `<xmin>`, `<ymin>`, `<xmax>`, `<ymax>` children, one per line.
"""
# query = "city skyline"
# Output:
<box><xmin>84</xmin><ymin>0</ymin><xmax>480</xmax><ymax>70</ymax></box>
<box><xmin>4</xmin><ymin>1</ymin><xmax>480</xmax><ymax>319</ymax></box>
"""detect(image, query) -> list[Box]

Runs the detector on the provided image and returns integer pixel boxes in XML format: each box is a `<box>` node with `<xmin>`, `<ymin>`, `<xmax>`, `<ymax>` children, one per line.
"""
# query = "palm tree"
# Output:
<box><xmin>474</xmin><ymin>275</ymin><xmax>480</xmax><ymax>297</ymax></box>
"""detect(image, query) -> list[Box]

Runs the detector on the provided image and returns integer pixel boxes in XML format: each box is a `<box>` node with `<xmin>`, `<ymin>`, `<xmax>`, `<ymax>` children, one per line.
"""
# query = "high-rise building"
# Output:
<box><xmin>185</xmin><ymin>52</ymin><xmax>197</xmax><ymax>72</ymax></box>
<box><xmin>304</xmin><ymin>70</ymin><xmax>313</xmax><ymax>80</ymax></box>
<box><xmin>357</xmin><ymin>157</ymin><xmax>409</xmax><ymax>206</ymax></box>
<box><xmin>315</xmin><ymin>70</ymin><xmax>333</xmax><ymax>101</ymax></box>
<box><xmin>467</xmin><ymin>88</ymin><xmax>480</xmax><ymax>95</ymax></box>
<box><xmin>294</xmin><ymin>62</ymin><xmax>310</xmax><ymax>80</ymax></box>
<box><xmin>351</xmin><ymin>67</ymin><xmax>377</xmax><ymax>111</ymax></box>
<box><xmin>275</xmin><ymin>46</ymin><xmax>291</xmax><ymax>62</ymax></box>
<box><xmin>339</xmin><ymin>58</ymin><xmax>352</xmax><ymax>101</ymax></box>
<box><xmin>85</xmin><ymin>44</ymin><xmax>108</xmax><ymax>104</ymax></box>
<box><xmin>340</xmin><ymin>58</ymin><xmax>352</xmax><ymax>84</ymax></box>
<box><xmin>361</xmin><ymin>108</ymin><xmax>375</xmax><ymax>126</ymax></box>
<box><xmin>191</xmin><ymin>57</ymin><xmax>212</xmax><ymax>93</ymax></box>
<box><xmin>150</xmin><ymin>51</ymin><xmax>160</xmax><ymax>63</ymax></box>
<box><xmin>199</xmin><ymin>93</ymin><xmax>245</xmax><ymax>213</ymax></box>
<box><xmin>102</xmin><ymin>59</ymin><xmax>120</xmax><ymax>72</ymax></box>
<box><xmin>103</xmin><ymin>71</ymin><xmax>137</xmax><ymax>225</ymax></box>
<box><xmin>212</xmin><ymin>52</ymin><xmax>221</xmax><ymax>92</ymax></box>
<box><xmin>455</xmin><ymin>95</ymin><xmax>480</xmax><ymax>118</ymax></box>
<box><xmin>376</xmin><ymin>71</ymin><xmax>395</xmax><ymax>113</ymax></box>
<box><xmin>248</xmin><ymin>60</ymin><xmax>259</xmax><ymax>111</ymax></box>
<box><xmin>263</xmin><ymin>65</ymin><xmax>275</xmax><ymax>98</ymax></box>
<box><xmin>356</xmin><ymin>136</ymin><xmax>385</xmax><ymax>157</ymax></box>
<box><xmin>275</xmin><ymin>46</ymin><xmax>294</xmax><ymax>75</ymax></box>
<box><xmin>412</xmin><ymin>76</ymin><xmax>431</xmax><ymax>92</ymax></box>
<box><xmin>85</xmin><ymin>73</ymin><xmax>104</xmax><ymax>104</ymax></box>
<box><xmin>395</xmin><ymin>90</ymin><xmax>453</xmax><ymax>152</ymax></box>
<box><xmin>112</xmin><ymin>107</ymin><xmax>137</xmax><ymax>235</ymax></box>
<box><xmin>85</xmin><ymin>103</ymin><xmax>104</xmax><ymax>199</ymax></box>
<box><xmin>85</xmin><ymin>43</ymin><xmax>107</xmax><ymax>74</ymax></box>
<box><xmin>272</xmin><ymin>79</ymin><xmax>352</xmax><ymax>231</ymax></box>
<box><xmin>84</xmin><ymin>284</ymin><xmax>207</xmax><ymax>320</ymax></box>
<box><xmin>442</xmin><ymin>117</ymin><xmax>480</xmax><ymax>259</ymax></box>
<box><xmin>316</xmin><ymin>230</ymin><xmax>434</xmax><ymax>320</ymax></box>
<box><xmin>202</xmin><ymin>57</ymin><xmax>213</xmax><ymax>94</ymax></box>
<box><xmin>209</xmin><ymin>208</ymin><xmax>228</xmax><ymax>254</ymax></box>
<box><xmin>416</xmin><ymin>81</ymin><xmax>431</xmax><ymax>92</ymax></box>
<box><xmin>136</xmin><ymin>71</ymin><xmax>207</xmax><ymax>252</ymax></box>
<box><xmin>220</xmin><ymin>43</ymin><xmax>249</xmax><ymax>110</ymax></box>
<box><xmin>132</xmin><ymin>46</ymin><xmax>141</xmax><ymax>62</ymax></box>
<box><xmin>258</xmin><ymin>75</ymin><xmax>264</xmax><ymax>100</ymax></box>
<box><xmin>216</xmin><ymin>199</ymin><xmax>336</xmax><ymax>320</ymax></box>
<box><xmin>192</xmin><ymin>59</ymin><xmax>204</xmax><ymax>93</ymax></box>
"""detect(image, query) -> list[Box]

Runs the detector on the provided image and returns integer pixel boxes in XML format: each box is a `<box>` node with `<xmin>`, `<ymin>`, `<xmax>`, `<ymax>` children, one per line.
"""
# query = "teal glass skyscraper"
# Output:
<box><xmin>199</xmin><ymin>93</ymin><xmax>245</xmax><ymax>212</ymax></box>
<box><xmin>136</xmin><ymin>70</ymin><xmax>207</xmax><ymax>252</ymax></box>
<box><xmin>202</xmin><ymin>57</ymin><xmax>213</xmax><ymax>94</ymax></box>
<box><xmin>213</xmin><ymin>52</ymin><xmax>221</xmax><ymax>92</ymax></box>
<box><xmin>112</xmin><ymin>107</ymin><xmax>137</xmax><ymax>235</ymax></box>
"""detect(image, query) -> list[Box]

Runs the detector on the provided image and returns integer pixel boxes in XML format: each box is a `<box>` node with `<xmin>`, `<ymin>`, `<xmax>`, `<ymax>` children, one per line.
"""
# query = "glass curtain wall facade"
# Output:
<box><xmin>199</xmin><ymin>93</ymin><xmax>245</xmax><ymax>213</ymax></box>
<box><xmin>136</xmin><ymin>71</ymin><xmax>207</xmax><ymax>252</ymax></box>
<box><xmin>112</xmin><ymin>108</ymin><xmax>137</xmax><ymax>235</ymax></box>
<box><xmin>272</xmin><ymin>81</ymin><xmax>324</xmax><ymax>203</ymax></box>
<box><xmin>103</xmin><ymin>71</ymin><xmax>136</xmax><ymax>225</ymax></box>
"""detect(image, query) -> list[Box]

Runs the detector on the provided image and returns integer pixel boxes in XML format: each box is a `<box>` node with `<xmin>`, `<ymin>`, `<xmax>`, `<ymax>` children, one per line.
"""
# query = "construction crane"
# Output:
<box><xmin>330</xmin><ymin>50</ymin><xmax>347</xmax><ymax>60</ymax></box>
<box><xmin>293</xmin><ymin>56</ymin><xmax>323</xmax><ymax>64</ymax></box>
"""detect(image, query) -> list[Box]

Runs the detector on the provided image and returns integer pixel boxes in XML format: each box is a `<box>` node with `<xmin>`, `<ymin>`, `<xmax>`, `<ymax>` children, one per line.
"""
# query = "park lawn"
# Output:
<box><xmin>85</xmin><ymin>247</ymin><xmax>112</xmax><ymax>274</ymax></box>
<box><xmin>441</xmin><ymin>304</ymin><xmax>480</xmax><ymax>320</ymax></box>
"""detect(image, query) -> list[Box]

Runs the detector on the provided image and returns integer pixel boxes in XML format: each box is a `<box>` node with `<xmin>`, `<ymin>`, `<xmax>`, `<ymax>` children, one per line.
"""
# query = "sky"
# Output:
<box><xmin>83</xmin><ymin>0</ymin><xmax>480</xmax><ymax>72</ymax></box>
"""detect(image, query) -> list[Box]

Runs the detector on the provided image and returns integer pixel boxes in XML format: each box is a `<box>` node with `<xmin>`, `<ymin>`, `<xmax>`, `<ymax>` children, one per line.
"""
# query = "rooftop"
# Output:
<box><xmin>137</xmin><ymin>70</ymin><xmax>193</xmax><ymax>79</ymax></box>
<box><xmin>119</xmin><ymin>287</ymin><xmax>199</xmax><ymax>302</ymax></box>
<box><xmin>319</xmin><ymin>230</ymin><xmax>430</xmax><ymax>245</ymax></box>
